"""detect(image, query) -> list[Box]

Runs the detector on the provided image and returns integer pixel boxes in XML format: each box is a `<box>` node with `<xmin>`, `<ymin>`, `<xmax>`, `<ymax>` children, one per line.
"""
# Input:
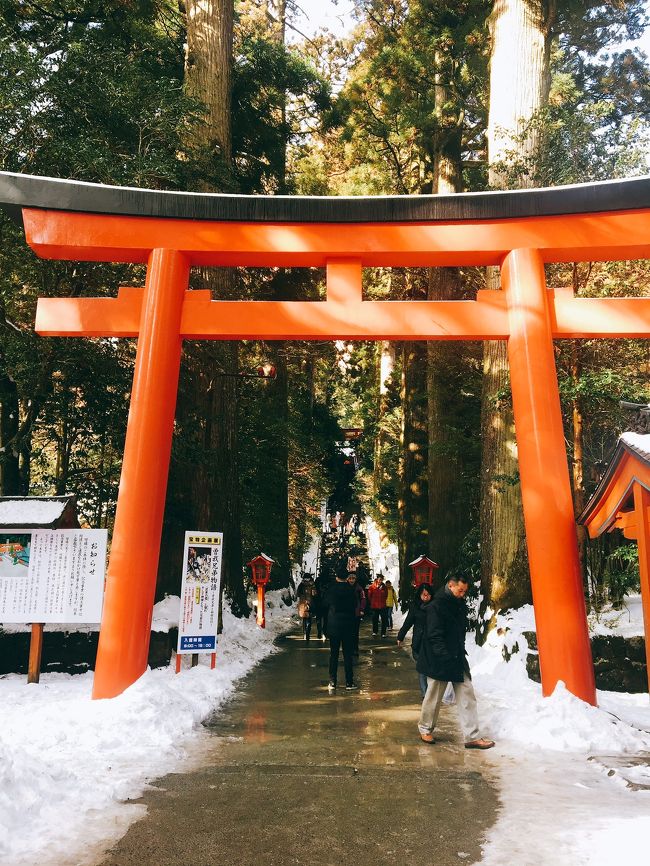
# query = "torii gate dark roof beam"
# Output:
<box><xmin>3</xmin><ymin>170</ymin><xmax>650</xmax><ymax>225</ymax></box>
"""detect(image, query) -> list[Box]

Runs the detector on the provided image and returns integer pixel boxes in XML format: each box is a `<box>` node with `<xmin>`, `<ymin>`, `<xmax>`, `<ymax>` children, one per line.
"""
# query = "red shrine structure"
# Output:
<box><xmin>1</xmin><ymin>171</ymin><xmax>648</xmax><ymax>703</ymax></box>
<box><xmin>580</xmin><ymin>431</ymin><xmax>650</xmax><ymax>691</ymax></box>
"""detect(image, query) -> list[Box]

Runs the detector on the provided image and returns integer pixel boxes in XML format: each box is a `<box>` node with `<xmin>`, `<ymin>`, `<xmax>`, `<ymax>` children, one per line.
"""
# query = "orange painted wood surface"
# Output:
<box><xmin>35</xmin><ymin>288</ymin><xmax>650</xmax><ymax>341</ymax></box>
<box><xmin>27</xmin><ymin>623</ymin><xmax>44</xmax><ymax>684</ymax></box>
<box><xmin>504</xmin><ymin>248</ymin><xmax>595</xmax><ymax>705</ymax></box>
<box><xmin>22</xmin><ymin>208</ymin><xmax>650</xmax><ymax>266</ymax></box>
<box><xmin>633</xmin><ymin>484</ymin><xmax>650</xmax><ymax>693</ymax></box>
<box><xmin>92</xmin><ymin>249</ymin><xmax>189</xmax><ymax>700</ymax></box>
<box><xmin>583</xmin><ymin>453</ymin><xmax>650</xmax><ymax>539</ymax></box>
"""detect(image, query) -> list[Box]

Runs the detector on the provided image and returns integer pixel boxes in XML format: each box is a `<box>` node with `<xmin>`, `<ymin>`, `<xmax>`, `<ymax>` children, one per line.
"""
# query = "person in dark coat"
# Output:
<box><xmin>416</xmin><ymin>576</ymin><xmax>494</xmax><ymax>750</ymax></box>
<box><xmin>397</xmin><ymin>582</ymin><xmax>433</xmax><ymax>697</ymax></box>
<box><xmin>347</xmin><ymin>572</ymin><xmax>366</xmax><ymax>656</ymax></box>
<box><xmin>325</xmin><ymin>574</ymin><xmax>359</xmax><ymax>692</ymax></box>
<box><xmin>296</xmin><ymin>575</ymin><xmax>317</xmax><ymax>641</ymax></box>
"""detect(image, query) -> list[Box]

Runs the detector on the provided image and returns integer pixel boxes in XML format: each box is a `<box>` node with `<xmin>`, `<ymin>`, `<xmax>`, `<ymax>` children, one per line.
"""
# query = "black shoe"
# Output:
<box><xmin>345</xmin><ymin>682</ymin><xmax>360</xmax><ymax>690</ymax></box>
<box><xmin>328</xmin><ymin>681</ymin><xmax>337</xmax><ymax>693</ymax></box>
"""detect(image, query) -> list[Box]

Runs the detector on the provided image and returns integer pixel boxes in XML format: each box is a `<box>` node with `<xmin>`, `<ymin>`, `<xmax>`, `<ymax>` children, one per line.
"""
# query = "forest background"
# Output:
<box><xmin>0</xmin><ymin>0</ymin><xmax>648</xmax><ymax>635</ymax></box>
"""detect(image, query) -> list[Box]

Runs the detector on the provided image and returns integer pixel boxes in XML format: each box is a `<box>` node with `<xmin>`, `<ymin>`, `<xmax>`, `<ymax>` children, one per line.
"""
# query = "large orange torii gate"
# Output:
<box><xmin>1</xmin><ymin>172</ymin><xmax>649</xmax><ymax>704</ymax></box>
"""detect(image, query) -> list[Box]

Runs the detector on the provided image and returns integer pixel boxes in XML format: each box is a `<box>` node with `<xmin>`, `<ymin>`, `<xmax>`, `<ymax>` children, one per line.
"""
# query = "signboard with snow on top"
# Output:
<box><xmin>0</xmin><ymin>497</ymin><xmax>106</xmax><ymax>624</ymax></box>
<box><xmin>176</xmin><ymin>531</ymin><xmax>223</xmax><ymax>655</ymax></box>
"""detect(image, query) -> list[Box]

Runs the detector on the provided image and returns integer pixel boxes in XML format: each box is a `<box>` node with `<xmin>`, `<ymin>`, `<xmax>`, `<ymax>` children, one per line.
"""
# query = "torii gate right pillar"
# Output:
<box><xmin>504</xmin><ymin>248</ymin><xmax>595</xmax><ymax>703</ymax></box>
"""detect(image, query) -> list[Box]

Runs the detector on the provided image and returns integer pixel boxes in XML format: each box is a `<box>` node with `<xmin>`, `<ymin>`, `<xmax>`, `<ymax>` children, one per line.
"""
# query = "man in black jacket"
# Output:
<box><xmin>325</xmin><ymin>574</ymin><xmax>359</xmax><ymax>693</ymax></box>
<box><xmin>416</xmin><ymin>576</ymin><xmax>495</xmax><ymax>750</ymax></box>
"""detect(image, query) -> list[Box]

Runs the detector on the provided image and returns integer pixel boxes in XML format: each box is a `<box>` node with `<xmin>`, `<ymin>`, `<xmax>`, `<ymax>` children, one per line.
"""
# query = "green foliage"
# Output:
<box><xmin>336</xmin><ymin>0</ymin><xmax>489</xmax><ymax>193</ymax></box>
<box><xmin>233</xmin><ymin>36</ymin><xmax>332</xmax><ymax>193</ymax></box>
<box><xmin>603</xmin><ymin>543</ymin><xmax>640</xmax><ymax>608</ymax></box>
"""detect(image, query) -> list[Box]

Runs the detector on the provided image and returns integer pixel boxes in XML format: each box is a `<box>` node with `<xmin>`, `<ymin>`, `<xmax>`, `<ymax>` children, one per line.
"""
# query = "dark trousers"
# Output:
<box><xmin>328</xmin><ymin>630</ymin><xmax>355</xmax><ymax>686</ymax></box>
<box><xmin>302</xmin><ymin>617</ymin><xmax>312</xmax><ymax>640</ymax></box>
<box><xmin>372</xmin><ymin>608</ymin><xmax>388</xmax><ymax>636</ymax></box>
<box><xmin>352</xmin><ymin>617</ymin><xmax>361</xmax><ymax>653</ymax></box>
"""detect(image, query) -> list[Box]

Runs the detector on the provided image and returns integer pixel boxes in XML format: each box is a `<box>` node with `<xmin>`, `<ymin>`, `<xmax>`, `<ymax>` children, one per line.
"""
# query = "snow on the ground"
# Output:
<box><xmin>361</xmin><ymin>520</ymin><xmax>650</xmax><ymax>864</ymax></box>
<box><xmin>0</xmin><ymin>591</ymin><xmax>294</xmax><ymax>866</ymax></box>
<box><xmin>588</xmin><ymin>592</ymin><xmax>645</xmax><ymax>638</ymax></box>
<box><xmin>468</xmin><ymin>606</ymin><xmax>650</xmax><ymax>865</ymax></box>
<box><xmin>2</xmin><ymin>522</ymin><xmax>649</xmax><ymax>866</ymax></box>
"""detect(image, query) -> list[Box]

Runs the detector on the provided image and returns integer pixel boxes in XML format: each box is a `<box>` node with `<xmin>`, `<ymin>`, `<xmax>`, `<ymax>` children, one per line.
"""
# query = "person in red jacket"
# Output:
<box><xmin>368</xmin><ymin>574</ymin><xmax>389</xmax><ymax>637</ymax></box>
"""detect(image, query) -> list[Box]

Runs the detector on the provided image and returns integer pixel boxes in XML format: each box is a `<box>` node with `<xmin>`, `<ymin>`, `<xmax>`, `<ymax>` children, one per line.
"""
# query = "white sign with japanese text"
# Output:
<box><xmin>0</xmin><ymin>529</ymin><xmax>107</xmax><ymax>623</ymax></box>
<box><xmin>177</xmin><ymin>531</ymin><xmax>223</xmax><ymax>654</ymax></box>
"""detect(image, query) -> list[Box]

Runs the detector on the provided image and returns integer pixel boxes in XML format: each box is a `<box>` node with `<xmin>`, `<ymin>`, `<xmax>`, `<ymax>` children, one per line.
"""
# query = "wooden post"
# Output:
<box><xmin>503</xmin><ymin>247</ymin><xmax>596</xmax><ymax>705</ymax></box>
<box><xmin>93</xmin><ymin>248</ymin><xmax>189</xmax><ymax>699</ymax></box>
<box><xmin>633</xmin><ymin>482</ymin><xmax>650</xmax><ymax>694</ymax></box>
<box><xmin>191</xmin><ymin>653</ymin><xmax>199</xmax><ymax>668</ymax></box>
<box><xmin>27</xmin><ymin>623</ymin><xmax>44</xmax><ymax>684</ymax></box>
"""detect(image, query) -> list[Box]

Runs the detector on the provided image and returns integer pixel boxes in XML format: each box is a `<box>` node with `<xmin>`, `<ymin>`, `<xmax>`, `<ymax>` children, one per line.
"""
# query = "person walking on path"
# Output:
<box><xmin>368</xmin><ymin>574</ymin><xmax>388</xmax><ymax>637</ymax></box>
<box><xmin>384</xmin><ymin>579</ymin><xmax>398</xmax><ymax>630</ymax></box>
<box><xmin>325</xmin><ymin>572</ymin><xmax>359</xmax><ymax>692</ymax></box>
<box><xmin>347</xmin><ymin>572</ymin><xmax>366</xmax><ymax>656</ymax></box>
<box><xmin>397</xmin><ymin>582</ymin><xmax>433</xmax><ymax>697</ymax></box>
<box><xmin>416</xmin><ymin>576</ymin><xmax>495</xmax><ymax>750</ymax></box>
<box><xmin>296</xmin><ymin>575</ymin><xmax>317</xmax><ymax>642</ymax></box>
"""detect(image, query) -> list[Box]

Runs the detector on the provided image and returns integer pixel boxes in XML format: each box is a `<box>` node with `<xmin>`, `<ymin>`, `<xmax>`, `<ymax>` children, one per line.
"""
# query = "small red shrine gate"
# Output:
<box><xmin>1</xmin><ymin>171</ymin><xmax>649</xmax><ymax>703</ymax></box>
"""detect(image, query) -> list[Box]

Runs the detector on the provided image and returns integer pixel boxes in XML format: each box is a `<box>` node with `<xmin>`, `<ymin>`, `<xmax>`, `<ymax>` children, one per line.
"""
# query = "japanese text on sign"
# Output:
<box><xmin>177</xmin><ymin>531</ymin><xmax>223</xmax><ymax>654</ymax></box>
<box><xmin>0</xmin><ymin>529</ymin><xmax>107</xmax><ymax>623</ymax></box>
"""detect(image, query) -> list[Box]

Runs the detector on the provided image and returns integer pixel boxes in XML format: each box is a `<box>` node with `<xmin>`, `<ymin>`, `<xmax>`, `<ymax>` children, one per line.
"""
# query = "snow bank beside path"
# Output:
<box><xmin>0</xmin><ymin>592</ymin><xmax>294</xmax><ymax>866</ymax></box>
<box><xmin>469</xmin><ymin>606</ymin><xmax>650</xmax><ymax>866</ymax></box>
<box><xmin>468</xmin><ymin>607</ymin><xmax>650</xmax><ymax>755</ymax></box>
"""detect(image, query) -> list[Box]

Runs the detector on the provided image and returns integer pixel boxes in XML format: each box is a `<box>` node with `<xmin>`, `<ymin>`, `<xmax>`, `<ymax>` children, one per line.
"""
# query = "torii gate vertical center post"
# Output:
<box><xmin>4</xmin><ymin>174</ymin><xmax>650</xmax><ymax>703</ymax></box>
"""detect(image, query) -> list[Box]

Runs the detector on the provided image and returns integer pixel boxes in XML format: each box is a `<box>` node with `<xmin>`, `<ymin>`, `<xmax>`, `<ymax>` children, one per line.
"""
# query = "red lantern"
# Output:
<box><xmin>248</xmin><ymin>553</ymin><xmax>274</xmax><ymax>627</ymax></box>
<box><xmin>408</xmin><ymin>555</ymin><xmax>439</xmax><ymax>588</ymax></box>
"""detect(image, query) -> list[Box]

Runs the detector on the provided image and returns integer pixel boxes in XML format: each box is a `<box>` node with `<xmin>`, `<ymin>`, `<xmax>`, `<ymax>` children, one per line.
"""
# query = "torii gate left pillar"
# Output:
<box><xmin>24</xmin><ymin>203</ymin><xmax>650</xmax><ymax>703</ymax></box>
<box><xmin>99</xmin><ymin>249</ymin><xmax>189</xmax><ymax>694</ymax></box>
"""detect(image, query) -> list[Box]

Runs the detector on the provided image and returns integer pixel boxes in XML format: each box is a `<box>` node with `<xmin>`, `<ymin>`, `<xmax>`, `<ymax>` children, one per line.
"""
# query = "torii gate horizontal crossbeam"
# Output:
<box><xmin>35</xmin><ymin>285</ymin><xmax>650</xmax><ymax>341</ymax></box>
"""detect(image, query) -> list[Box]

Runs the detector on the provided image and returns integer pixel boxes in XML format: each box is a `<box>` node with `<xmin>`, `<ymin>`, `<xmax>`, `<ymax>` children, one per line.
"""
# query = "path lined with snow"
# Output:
<box><xmin>1</xmin><ymin>541</ymin><xmax>649</xmax><ymax>864</ymax></box>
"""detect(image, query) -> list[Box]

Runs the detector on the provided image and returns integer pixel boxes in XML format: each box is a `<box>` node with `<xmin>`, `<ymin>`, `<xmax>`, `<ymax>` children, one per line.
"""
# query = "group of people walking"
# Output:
<box><xmin>367</xmin><ymin>574</ymin><xmax>397</xmax><ymax>636</ymax></box>
<box><xmin>298</xmin><ymin>569</ymin><xmax>495</xmax><ymax>750</ymax></box>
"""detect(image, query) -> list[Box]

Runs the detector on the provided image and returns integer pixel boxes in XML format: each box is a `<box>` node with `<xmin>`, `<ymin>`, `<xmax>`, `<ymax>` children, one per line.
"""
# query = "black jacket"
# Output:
<box><xmin>325</xmin><ymin>580</ymin><xmax>356</xmax><ymax>636</ymax></box>
<box><xmin>415</xmin><ymin>586</ymin><xmax>468</xmax><ymax>683</ymax></box>
<box><xmin>396</xmin><ymin>601</ymin><xmax>428</xmax><ymax>657</ymax></box>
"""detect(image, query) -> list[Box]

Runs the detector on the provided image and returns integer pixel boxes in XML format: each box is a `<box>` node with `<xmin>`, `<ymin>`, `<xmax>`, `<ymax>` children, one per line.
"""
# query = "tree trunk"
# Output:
<box><xmin>264</xmin><ymin>341</ymin><xmax>291</xmax><ymax>588</ymax></box>
<box><xmin>478</xmin><ymin>0</ymin><xmax>553</xmax><ymax>634</ymax></box>
<box><xmin>373</xmin><ymin>339</ymin><xmax>396</xmax><ymax>498</ymax></box>
<box><xmin>426</xmin><ymin>268</ymin><xmax>465</xmax><ymax>581</ymax></box>
<box><xmin>158</xmin><ymin>0</ymin><xmax>249</xmax><ymax>614</ymax></box>
<box><xmin>0</xmin><ymin>366</ymin><xmax>21</xmax><ymax>495</ymax></box>
<box><xmin>487</xmin><ymin>0</ymin><xmax>552</xmax><ymax>186</ymax></box>
<box><xmin>570</xmin><ymin>341</ymin><xmax>589</xmax><ymax>594</ymax></box>
<box><xmin>426</xmin><ymin>66</ymin><xmax>465</xmax><ymax>580</ymax></box>
<box><xmin>398</xmin><ymin>336</ymin><xmax>429</xmax><ymax>601</ymax></box>
<box><xmin>184</xmin><ymin>0</ymin><xmax>233</xmax><ymax>165</ymax></box>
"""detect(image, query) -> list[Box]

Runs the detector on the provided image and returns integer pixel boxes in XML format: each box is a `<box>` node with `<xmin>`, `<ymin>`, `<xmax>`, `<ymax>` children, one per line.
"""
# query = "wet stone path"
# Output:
<box><xmin>99</xmin><ymin>621</ymin><xmax>499</xmax><ymax>866</ymax></box>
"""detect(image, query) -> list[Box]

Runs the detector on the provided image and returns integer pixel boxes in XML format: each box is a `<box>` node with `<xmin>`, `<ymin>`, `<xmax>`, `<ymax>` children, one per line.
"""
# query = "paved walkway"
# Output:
<box><xmin>99</xmin><ymin>621</ymin><xmax>500</xmax><ymax>866</ymax></box>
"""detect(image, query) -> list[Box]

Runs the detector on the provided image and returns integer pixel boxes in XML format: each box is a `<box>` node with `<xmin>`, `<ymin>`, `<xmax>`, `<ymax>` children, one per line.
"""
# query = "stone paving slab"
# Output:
<box><xmin>99</xmin><ymin>624</ymin><xmax>500</xmax><ymax>866</ymax></box>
